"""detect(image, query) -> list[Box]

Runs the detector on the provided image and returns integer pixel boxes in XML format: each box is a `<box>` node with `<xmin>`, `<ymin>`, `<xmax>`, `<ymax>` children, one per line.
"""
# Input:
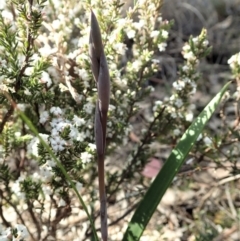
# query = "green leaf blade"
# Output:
<box><xmin>123</xmin><ymin>81</ymin><xmax>231</xmax><ymax>241</ymax></box>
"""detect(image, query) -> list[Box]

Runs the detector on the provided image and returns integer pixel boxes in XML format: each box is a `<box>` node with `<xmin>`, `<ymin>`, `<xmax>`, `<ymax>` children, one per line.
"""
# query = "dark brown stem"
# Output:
<box><xmin>27</xmin><ymin>200</ymin><xmax>41</xmax><ymax>240</ymax></box>
<box><xmin>0</xmin><ymin>106</ymin><xmax>14</xmax><ymax>133</ymax></box>
<box><xmin>0</xmin><ymin>199</ymin><xmax>11</xmax><ymax>227</ymax></box>
<box><xmin>98</xmin><ymin>154</ymin><xmax>107</xmax><ymax>241</ymax></box>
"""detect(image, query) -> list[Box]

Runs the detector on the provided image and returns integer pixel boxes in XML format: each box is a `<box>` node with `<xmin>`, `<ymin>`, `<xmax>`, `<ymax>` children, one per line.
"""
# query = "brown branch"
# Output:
<box><xmin>27</xmin><ymin>200</ymin><xmax>41</xmax><ymax>240</ymax></box>
<box><xmin>0</xmin><ymin>106</ymin><xmax>14</xmax><ymax>133</ymax></box>
<box><xmin>0</xmin><ymin>194</ymin><xmax>11</xmax><ymax>227</ymax></box>
<box><xmin>107</xmin><ymin>107</ymin><xmax>166</xmax><ymax>201</ymax></box>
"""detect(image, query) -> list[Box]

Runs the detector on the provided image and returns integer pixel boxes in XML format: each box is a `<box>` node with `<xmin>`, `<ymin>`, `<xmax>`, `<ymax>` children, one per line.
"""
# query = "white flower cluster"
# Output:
<box><xmin>182</xmin><ymin>44</ymin><xmax>196</xmax><ymax>62</ymax></box>
<box><xmin>28</xmin><ymin>134</ymin><xmax>49</xmax><ymax>157</ymax></box>
<box><xmin>152</xmin><ymin>30</ymin><xmax>210</xmax><ymax>132</ymax></box>
<box><xmin>11</xmin><ymin>174</ymin><xmax>26</xmax><ymax>199</ymax></box>
<box><xmin>228</xmin><ymin>53</ymin><xmax>240</xmax><ymax>69</ymax></box>
<box><xmin>172</xmin><ymin>77</ymin><xmax>197</xmax><ymax>95</ymax></box>
<box><xmin>38</xmin><ymin>106</ymin><xmax>91</xmax><ymax>153</ymax></box>
<box><xmin>152</xmin><ymin>100</ymin><xmax>163</xmax><ymax>113</ymax></box>
<box><xmin>182</xmin><ymin>34</ymin><xmax>209</xmax><ymax>63</ymax></box>
<box><xmin>228</xmin><ymin>52</ymin><xmax>240</xmax><ymax>77</ymax></box>
<box><xmin>38</xmin><ymin>159</ymin><xmax>56</xmax><ymax>183</ymax></box>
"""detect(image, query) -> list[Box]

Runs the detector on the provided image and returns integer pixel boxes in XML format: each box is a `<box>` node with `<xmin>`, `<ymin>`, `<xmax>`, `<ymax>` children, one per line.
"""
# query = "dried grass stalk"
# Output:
<box><xmin>89</xmin><ymin>10</ymin><xmax>110</xmax><ymax>241</ymax></box>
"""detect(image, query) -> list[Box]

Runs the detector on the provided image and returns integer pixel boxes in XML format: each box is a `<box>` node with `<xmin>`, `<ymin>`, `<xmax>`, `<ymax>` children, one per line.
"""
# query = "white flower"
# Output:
<box><xmin>228</xmin><ymin>53</ymin><xmax>240</xmax><ymax>69</ymax></box>
<box><xmin>75</xmin><ymin>182</ymin><xmax>83</xmax><ymax>192</ymax></box>
<box><xmin>117</xmin><ymin>18</ymin><xmax>127</xmax><ymax>26</ymax></box>
<box><xmin>161</xmin><ymin>29</ymin><xmax>169</xmax><ymax>38</ymax></box>
<box><xmin>28</xmin><ymin>134</ymin><xmax>49</xmax><ymax>157</ymax></box>
<box><xmin>203</xmin><ymin>136</ymin><xmax>212</xmax><ymax>146</ymax></box>
<box><xmin>153</xmin><ymin>100</ymin><xmax>163</xmax><ymax>112</ymax></box>
<box><xmin>11</xmin><ymin>180</ymin><xmax>25</xmax><ymax>199</ymax></box>
<box><xmin>182</xmin><ymin>44</ymin><xmax>190</xmax><ymax>52</ymax></box>
<box><xmin>80</xmin><ymin>152</ymin><xmax>92</xmax><ymax>163</ymax></box>
<box><xmin>75</xmin><ymin>132</ymin><xmax>85</xmax><ymax>142</ymax></box>
<box><xmin>24</xmin><ymin>66</ymin><xmax>34</xmax><ymax>76</ymax></box>
<box><xmin>83</xmin><ymin>102</ymin><xmax>94</xmax><ymax>114</ymax></box>
<box><xmin>182</xmin><ymin>44</ymin><xmax>195</xmax><ymax>60</ymax></box>
<box><xmin>197</xmin><ymin>133</ymin><xmax>203</xmax><ymax>141</ymax></box>
<box><xmin>109</xmin><ymin>105</ymin><xmax>116</xmax><ymax>111</ymax></box>
<box><xmin>55</xmin><ymin>122</ymin><xmax>71</xmax><ymax>132</ymax></box>
<box><xmin>14</xmin><ymin>224</ymin><xmax>29</xmax><ymax>239</ymax></box>
<box><xmin>68</xmin><ymin>126</ymin><xmax>79</xmax><ymax>140</ymax></box>
<box><xmin>186</xmin><ymin>112</ymin><xmax>194</xmax><ymax>122</ymax></box>
<box><xmin>192</xmin><ymin>37</ymin><xmax>198</xmax><ymax>44</ymax></box>
<box><xmin>40</xmin><ymin>71</ymin><xmax>52</xmax><ymax>87</ymax></box>
<box><xmin>175</xmin><ymin>98</ymin><xmax>183</xmax><ymax>108</ymax></box>
<box><xmin>113</xmin><ymin>42</ymin><xmax>127</xmax><ymax>55</ymax></box>
<box><xmin>51</xmin><ymin>127</ymin><xmax>59</xmax><ymax>136</ymax></box>
<box><xmin>190</xmin><ymin>81</ymin><xmax>197</xmax><ymax>94</ymax></box>
<box><xmin>73</xmin><ymin>115</ymin><xmax>85</xmax><ymax>126</ymax></box>
<box><xmin>158</xmin><ymin>42</ymin><xmax>167</xmax><ymax>52</ymax></box>
<box><xmin>127</xmin><ymin>29</ymin><xmax>136</xmax><ymax>39</ymax></box>
<box><xmin>182</xmin><ymin>65</ymin><xmax>189</xmax><ymax>72</ymax></box>
<box><xmin>1</xmin><ymin>7</ymin><xmax>13</xmax><ymax>20</ymax></box>
<box><xmin>172</xmin><ymin>80</ymin><xmax>185</xmax><ymax>91</ymax></box>
<box><xmin>182</xmin><ymin>77</ymin><xmax>191</xmax><ymax>83</ymax></box>
<box><xmin>131</xmin><ymin>59</ymin><xmax>142</xmax><ymax>71</ymax></box>
<box><xmin>52</xmin><ymin>19</ymin><xmax>61</xmax><ymax>30</ymax></box>
<box><xmin>186</xmin><ymin>158</ymin><xmax>194</xmax><ymax>165</ymax></box>
<box><xmin>39</xmin><ymin>46</ymin><xmax>57</xmax><ymax>58</ymax></box>
<box><xmin>33</xmin><ymin>171</ymin><xmax>43</xmax><ymax>180</ymax></box>
<box><xmin>46</xmin><ymin>159</ymin><xmax>56</xmax><ymax>167</ymax></box>
<box><xmin>39</xmin><ymin>111</ymin><xmax>49</xmax><ymax>124</ymax></box>
<box><xmin>202</xmin><ymin>40</ymin><xmax>209</xmax><ymax>47</ymax></box>
<box><xmin>58</xmin><ymin>198</ymin><xmax>66</xmax><ymax>207</ymax></box>
<box><xmin>150</xmin><ymin>30</ymin><xmax>159</xmax><ymax>38</ymax></box>
<box><xmin>133</xmin><ymin>19</ymin><xmax>145</xmax><ymax>30</ymax></box>
<box><xmin>173</xmin><ymin>129</ymin><xmax>181</xmax><ymax>136</ymax></box>
<box><xmin>88</xmin><ymin>143</ymin><xmax>96</xmax><ymax>151</ymax></box>
<box><xmin>79</xmin><ymin>68</ymin><xmax>90</xmax><ymax>81</ymax></box>
<box><xmin>171</xmin><ymin>112</ymin><xmax>177</xmax><ymax>119</ymax></box>
<box><xmin>40</xmin><ymin>164</ymin><xmax>54</xmax><ymax>182</ymax></box>
<box><xmin>50</xmin><ymin>117</ymin><xmax>64</xmax><ymax>128</ymax></box>
<box><xmin>42</xmin><ymin>184</ymin><xmax>52</xmax><ymax>196</ymax></box>
<box><xmin>50</xmin><ymin>136</ymin><xmax>66</xmax><ymax>152</ymax></box>
<box><xmin>50</xmin><ymin>107</ymin><xmax>62</xmax><ymax>116</ymax></box>
<box><xmin>24</xmin><ymin>88</ymin><xmax>31</xmax><ymax>95</ymax></box>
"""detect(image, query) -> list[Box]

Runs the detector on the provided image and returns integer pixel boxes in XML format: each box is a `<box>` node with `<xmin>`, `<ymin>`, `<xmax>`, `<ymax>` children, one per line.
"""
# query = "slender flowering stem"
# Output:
<box><xmin>89</xmin><ymin>10</ymin><xmax>110</xmax><ymax>241</ymax></box>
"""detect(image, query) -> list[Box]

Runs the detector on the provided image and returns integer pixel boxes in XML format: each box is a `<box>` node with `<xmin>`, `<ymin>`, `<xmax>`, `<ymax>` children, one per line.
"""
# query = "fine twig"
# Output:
<box><xmin>107</xmin><ymin>107</ymin><xmax>166</xmax><ymax>201</ymax></box>
<box><xmin>0</xmin><ymin>106</ymin><xmax>14</xmax><ymax>134</ymax></box>
<box><xmin>27</xmin><ymin>200</ymin><xmax>41</xmax><ymax>240</ymax></box>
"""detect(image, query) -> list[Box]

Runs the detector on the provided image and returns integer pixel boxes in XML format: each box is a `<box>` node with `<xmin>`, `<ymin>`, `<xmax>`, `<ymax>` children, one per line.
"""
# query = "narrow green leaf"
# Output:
<box><xmin>123</xmin><ymin>81</ymin><xmax>231</xmax><ymax>241</ymax></box>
